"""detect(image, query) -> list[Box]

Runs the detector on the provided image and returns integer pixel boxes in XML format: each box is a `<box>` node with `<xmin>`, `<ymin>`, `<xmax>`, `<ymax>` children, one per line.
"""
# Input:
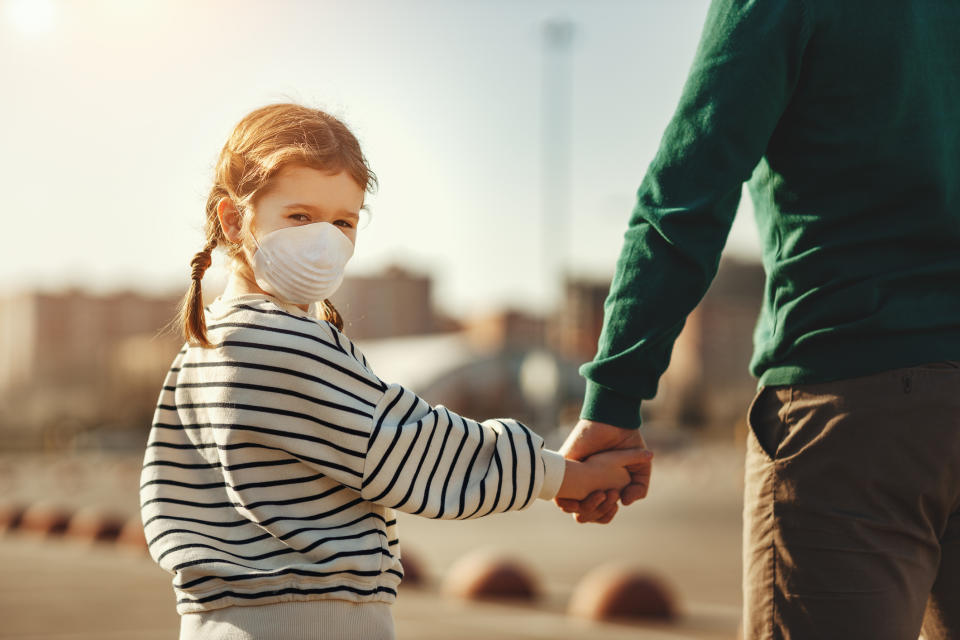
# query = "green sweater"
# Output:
<box><xmin>581</xmin><ymin>0</ymin><xmax>960</xmax><ymax>430</ymax></box>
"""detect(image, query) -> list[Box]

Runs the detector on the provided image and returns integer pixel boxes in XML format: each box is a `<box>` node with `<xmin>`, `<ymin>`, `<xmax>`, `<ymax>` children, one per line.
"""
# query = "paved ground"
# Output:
<box><xmin>0</xmin><ymin>439</ymin><xmax>745</xmax><ymax>639</ymax></box>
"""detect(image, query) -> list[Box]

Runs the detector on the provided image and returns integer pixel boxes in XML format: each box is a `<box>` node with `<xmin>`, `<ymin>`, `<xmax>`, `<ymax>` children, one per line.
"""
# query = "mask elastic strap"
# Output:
<box><xmin>243</xmin><ymin>208</ymin><xmax>271</xmax><ymax>266</ymax></box>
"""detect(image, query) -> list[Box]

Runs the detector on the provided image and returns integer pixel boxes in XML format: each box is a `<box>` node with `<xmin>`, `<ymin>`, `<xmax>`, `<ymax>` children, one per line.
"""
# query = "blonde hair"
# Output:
<box><xmin>179</xmin><ymin>103</ymin><xmax>377</xmax><ymax>347</ymax></box>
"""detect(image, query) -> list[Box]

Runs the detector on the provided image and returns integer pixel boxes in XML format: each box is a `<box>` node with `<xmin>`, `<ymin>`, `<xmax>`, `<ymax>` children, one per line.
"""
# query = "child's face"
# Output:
<box><xmin>249</xmin><ymin>165</ymin><xmax>364</xmax><ymax>246</ymax></box>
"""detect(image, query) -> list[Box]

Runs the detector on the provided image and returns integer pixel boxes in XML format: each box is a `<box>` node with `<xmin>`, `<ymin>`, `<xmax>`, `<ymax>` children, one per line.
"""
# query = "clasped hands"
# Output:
<box><xmin>553</xmin><ymin>419</ymin><xmax>653</xmax><ymax>524</ymax></box>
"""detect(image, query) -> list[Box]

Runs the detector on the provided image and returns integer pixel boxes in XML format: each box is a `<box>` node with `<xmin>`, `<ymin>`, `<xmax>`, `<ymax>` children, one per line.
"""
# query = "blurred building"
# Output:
<box><xmin>548</xmin><ymin>276</ymin><xmax>609</xmax><ymax>363</ymax></box>
<box><xmin>0</xmin><ymin>290</ymin><xmax>183</xmax><ymax>449</ymax></box>
<box><xmin>332</xmin><ymin>265</ymin><xmax>459</xmax><ymax>339</ymax></box>
<box><xmin>547</xmin><ymin>258</ymin><xmax>765</xmax><ymax>432</ymax></box>
<box><xmin>464</xmin><ymin>310</ymin><xmax>546</xmax><ymax>353</ymax></box>
<box><xmin>653</xmin><ymin>258</ymin><xmax>765</xmax><ymax>431</ymax></box>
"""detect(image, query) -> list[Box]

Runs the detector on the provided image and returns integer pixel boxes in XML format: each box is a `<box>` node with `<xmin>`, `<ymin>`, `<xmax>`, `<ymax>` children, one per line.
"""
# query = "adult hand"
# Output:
<box><xmin>554</xmin><ymin>419</ymin><xmax>653</xmax><ymax>523</ymax></box>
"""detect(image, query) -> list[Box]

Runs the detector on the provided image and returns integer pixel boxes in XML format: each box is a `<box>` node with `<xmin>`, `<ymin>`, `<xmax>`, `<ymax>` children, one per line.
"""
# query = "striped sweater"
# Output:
<box><xmin>140</xmin><ymin>294</ymin><xmax>566</xmax><ymax>615</ymax></box>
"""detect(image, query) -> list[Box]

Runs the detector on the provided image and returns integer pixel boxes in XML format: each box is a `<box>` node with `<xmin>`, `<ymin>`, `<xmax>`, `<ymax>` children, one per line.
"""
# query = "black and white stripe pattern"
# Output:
<box><xmin>140</xmin><ymin>296</ymin><xmax>564</xmax><ymax>615</ymax></box>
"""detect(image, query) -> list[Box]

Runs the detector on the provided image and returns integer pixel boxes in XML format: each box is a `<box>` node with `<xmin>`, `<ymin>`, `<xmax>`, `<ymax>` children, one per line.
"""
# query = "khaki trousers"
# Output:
<box><xmin>743</xmin><ymin>362</ymin><xmax>960</xmax><ymax>640</ymax></box>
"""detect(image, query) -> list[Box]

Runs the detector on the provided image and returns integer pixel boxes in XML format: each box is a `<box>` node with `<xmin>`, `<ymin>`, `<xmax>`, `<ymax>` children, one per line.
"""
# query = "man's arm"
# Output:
<box><xmin>582</xmin><ymin>0</ymin><xmax>813</xmax><ymax>429</ymax></box>
<box><xmin>565</xmin><ymin>0</ymin><xmax>814</xmax><ymax>521</ymax></box>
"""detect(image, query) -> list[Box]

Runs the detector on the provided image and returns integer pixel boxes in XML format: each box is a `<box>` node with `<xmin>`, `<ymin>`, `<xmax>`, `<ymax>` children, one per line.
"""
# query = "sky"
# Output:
<box><xmin>1</xmin><ymin>0</ymin><xmax>760</xmax><ymax>316</ymax></box>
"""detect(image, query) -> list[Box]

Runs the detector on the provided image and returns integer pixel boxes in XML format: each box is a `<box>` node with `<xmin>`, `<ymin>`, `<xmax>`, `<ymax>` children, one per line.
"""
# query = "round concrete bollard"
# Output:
<box><xmin>65</xmin><ymin>507</ymin><xmax>126</xmax><ymax>544</ymax></box>
<box><xmin>568</xmin><ymin>565</ymin><xmax>678</xmax><ymax>622</ymax></box>
<box><xmin>0</xmin><ymin>503</ymin><xmax>26</xmax><ymax>533</ymax></box>
<box><xmin>117</xmin><ymin>515</ymin><xmax>150</xmax><ymax>553</ymax></box>
<box><xmin>398</xmin><ymin>548</ymin><xmax>427</xmax><ymax>587</ymax></box>
<box><xmin>443</xmin><ymin>550</ymin><xmax>539</xmax><ymax>603</ymax></box>
<box><xmin>19</xmin><ymin>503</ymin><xmax>73</xmax><ymax>537</ymax></box>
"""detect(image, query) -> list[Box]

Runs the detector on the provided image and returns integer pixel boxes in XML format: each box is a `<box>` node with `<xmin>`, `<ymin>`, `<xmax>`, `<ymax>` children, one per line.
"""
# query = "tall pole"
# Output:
<box><xmin>541</xmin><ymin>18</ymin><xmax>575</xmax><ymax>312</ymax></box>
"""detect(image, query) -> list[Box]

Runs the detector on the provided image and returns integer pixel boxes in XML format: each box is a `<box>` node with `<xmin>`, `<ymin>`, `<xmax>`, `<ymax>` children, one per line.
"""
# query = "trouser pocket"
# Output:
<box><xmin>746</xmin><ymin>386</ymin><xmax>788</xmax><ymax>462</ymax></box>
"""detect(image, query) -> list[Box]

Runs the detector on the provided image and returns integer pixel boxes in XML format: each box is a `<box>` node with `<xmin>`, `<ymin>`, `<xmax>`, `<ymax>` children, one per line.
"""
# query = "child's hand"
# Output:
<box><xmin>555</xmin><ymin>447</ymin><xmax>654</xmax><ymax>503</ymax></box>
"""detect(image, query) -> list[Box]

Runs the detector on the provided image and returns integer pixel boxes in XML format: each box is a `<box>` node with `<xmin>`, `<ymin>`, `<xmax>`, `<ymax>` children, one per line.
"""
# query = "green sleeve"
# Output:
<box><xmin>580</xmin><ymin>0</ymin><xmax>813</xmax><ymax>429</ymax></box>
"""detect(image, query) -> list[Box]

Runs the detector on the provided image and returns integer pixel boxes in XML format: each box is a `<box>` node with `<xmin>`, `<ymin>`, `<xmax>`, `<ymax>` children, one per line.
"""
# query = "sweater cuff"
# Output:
<box><xmin>580</xmin><ymin>381</ymin><xmax>644</xmax><ymax>430</ymax></box>
<box><xmin>538</xmin><ymin>449</ymin><xmax>566</xmax><ymax>500</ymax></box>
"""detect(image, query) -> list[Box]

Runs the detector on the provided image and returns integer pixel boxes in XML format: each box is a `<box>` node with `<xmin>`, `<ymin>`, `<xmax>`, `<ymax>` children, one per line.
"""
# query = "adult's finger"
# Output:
<box><xmin>591</xmin><ymin>489</ymin><xmax>621</xmax><ymax>524</ymax></box>
<box><xmin>621</xmin><ymin>462</ymin><xmax>653</xmax><ymax>505</ymax></box>
<box><xmin>579</xmin><ymin>489</ymin><xmax>607</xmax><ymax>513</ymax></box>
<box><xmin>557</xmin><ymin>489</ymin><xmax>605</xmax><ymax>518</ymax></box>
<box><xmin>593</xmin><ymin>500</ymin><xmax>619</xmax><ymax>524</ymax></box>
<box><xmin>621</xmin><ymin>483</ymin><xmax>648</xmax><ymax>505</ymax></box>
<box><xmin>574</xmin><ymin>490</ymin><xmax>620</xmax><ymax>523</ymax></box>
<box><xmin>576</xmin><ymin>499</ymin><xmax>617</xmax><ymax>524</ymax></box>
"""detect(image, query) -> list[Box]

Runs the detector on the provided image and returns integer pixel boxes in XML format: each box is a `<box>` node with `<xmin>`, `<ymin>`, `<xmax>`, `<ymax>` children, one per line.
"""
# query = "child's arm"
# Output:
<box><xmin>355</xmin><ymin>382</ymin><xmax>567</xmax><ymax>519</ymax></box>
<box><xmin>555</xmin><ymin>448</ymin><xmax>654</xmax><ymax>502</ymax></box>
<box><xmin>208</xmin><ymin>313</ymin><xmax>566</xmax><ymax>522</ymax></box>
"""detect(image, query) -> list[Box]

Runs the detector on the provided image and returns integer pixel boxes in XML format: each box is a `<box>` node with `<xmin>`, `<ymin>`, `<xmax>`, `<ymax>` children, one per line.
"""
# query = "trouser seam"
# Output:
<box><xmin>769</xmin><ymin>505</ymin><xmax>777</xmax><ymax>640</ymax></box>
<box><xmin>768</xmin><ymin>388</ymin><xmax>793</xmax><ymax>640</ymax></box>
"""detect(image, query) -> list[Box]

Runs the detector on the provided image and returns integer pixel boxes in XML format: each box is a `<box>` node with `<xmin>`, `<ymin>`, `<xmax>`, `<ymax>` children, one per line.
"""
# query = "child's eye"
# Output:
<box><xmin>334</xmin><ymin>219</ymin><xmax>355</xmax><ymax>229</ymax></box>
<box><xmin>288</xmin><ymin>213</ymin><xmax>310</xmax><ymax>222</ymax></box>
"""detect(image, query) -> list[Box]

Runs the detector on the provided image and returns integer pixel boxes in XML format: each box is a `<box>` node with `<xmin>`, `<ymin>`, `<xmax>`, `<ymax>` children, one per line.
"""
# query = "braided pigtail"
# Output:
<box><xmin>178</xmin><ymin>236</ymin><xmax>219</xmax><ymax>348</ymax></box>
<box><xmin>319</xmin><ymin>298</ymin><xmax>344</xmax><ymax>332</ymax></box>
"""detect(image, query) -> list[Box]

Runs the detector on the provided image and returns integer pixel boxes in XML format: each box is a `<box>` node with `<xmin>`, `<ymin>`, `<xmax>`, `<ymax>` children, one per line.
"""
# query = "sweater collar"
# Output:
<box><xmin>210</xmin><ymin>293</ymin><xmax>319</xmax><ymax>320</ymax></box>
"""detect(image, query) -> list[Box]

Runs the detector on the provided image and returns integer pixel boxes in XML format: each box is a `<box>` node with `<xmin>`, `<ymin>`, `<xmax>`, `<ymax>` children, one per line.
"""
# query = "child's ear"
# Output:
<box><xmin>216</xmin><ymin>197</ymin><xmax>244</xmax><ymax>244</ymax></box>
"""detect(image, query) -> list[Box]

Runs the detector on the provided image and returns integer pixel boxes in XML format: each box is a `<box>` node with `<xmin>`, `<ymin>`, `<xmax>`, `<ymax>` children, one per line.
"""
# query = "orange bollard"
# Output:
<box><xmin>398</xmin><ymin>548</ymin><xmax>427</xmax><ymax>588</ymax></box>
<box><xmin>568</xmin><ymin>565</ymin><xmax>678</xmax><ymax>622</ymax></box>
<box><xmin>19</xmin><ymin>503</ymin><xmax>73</xmax><ymax>537</ymax></box>
<box><xmin>65</xmin><ymin>507</ymin><xmax>126</xmax><ymax>544</ymax></box>
<box><xmin>443</xmin><ymin>550</ymin><xmax>539</xmax><ymax>603</ymax></box>
<box><xmin>0</xmin><ymin>503</ymin><xmax>26</xmax><ymax>533</ymax></box>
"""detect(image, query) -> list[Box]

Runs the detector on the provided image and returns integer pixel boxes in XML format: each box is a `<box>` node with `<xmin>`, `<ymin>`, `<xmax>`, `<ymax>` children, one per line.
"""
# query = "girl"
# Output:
<box><xmin>140</xmin><ymin>103</ymin><xmax>652</xmax><ymax>640</ymax></box>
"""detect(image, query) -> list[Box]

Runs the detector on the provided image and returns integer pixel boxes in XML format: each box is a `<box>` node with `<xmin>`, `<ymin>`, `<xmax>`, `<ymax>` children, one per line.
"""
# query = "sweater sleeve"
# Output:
<box><xmin>205</xmin><ymin>315</ymin><xmax>565</xmax><ymax>524</ymax></box>
<box><xmin>361</xmin><ymin>383</ymin><xmax>566</xmax><ymax>518</ymax></box>
<box><xmin>580</xmin><ymin>0</ymin><xmax>813</xmax><ymax>429</ymax></box>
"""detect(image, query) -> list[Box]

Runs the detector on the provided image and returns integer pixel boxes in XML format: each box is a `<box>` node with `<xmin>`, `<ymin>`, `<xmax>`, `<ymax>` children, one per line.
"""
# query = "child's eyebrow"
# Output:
<box><xmin>282</xmin><ymin>203</ymin><xmax>359</xmax><ymax>219</ymax></box>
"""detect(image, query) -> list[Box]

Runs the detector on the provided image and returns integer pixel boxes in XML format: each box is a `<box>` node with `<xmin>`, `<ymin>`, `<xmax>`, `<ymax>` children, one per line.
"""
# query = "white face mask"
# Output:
<box><xmin>249</xmin><ymin>222</ymin><xmax>355</xmax><ymax>304</ymax></box>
